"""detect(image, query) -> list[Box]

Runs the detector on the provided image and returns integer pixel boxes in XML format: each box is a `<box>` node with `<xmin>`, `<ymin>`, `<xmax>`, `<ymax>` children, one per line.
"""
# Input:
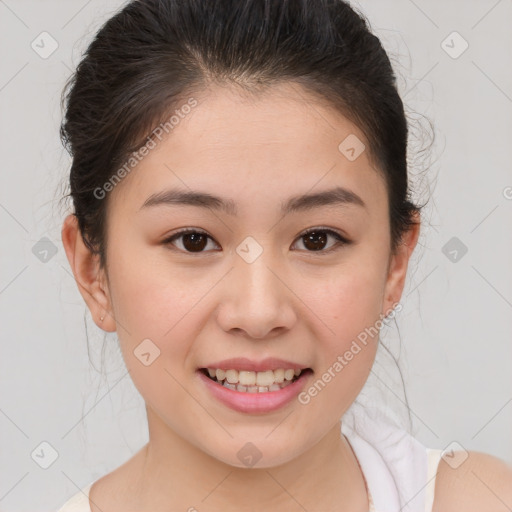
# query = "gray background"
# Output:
<box><xmin>0</xmin><ymin>0</ymin><xmax>511</xmax><ymax>510</ymax></box>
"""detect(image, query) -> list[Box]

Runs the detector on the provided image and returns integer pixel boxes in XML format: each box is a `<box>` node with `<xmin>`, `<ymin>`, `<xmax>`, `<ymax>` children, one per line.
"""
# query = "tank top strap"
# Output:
<box><xmin>343</xmin><ymin>430</ymin><xmax>401</xmax><ymax>511</ymax></box>
<box><xmin>57</xmin><ymin>482</ymin><xmax>93</xmax><ymax>512</ymax></box>
<box><xmin>342</xmin><ymin>404</ymin><xmax>438</xmax><ymax>512</ymax></box>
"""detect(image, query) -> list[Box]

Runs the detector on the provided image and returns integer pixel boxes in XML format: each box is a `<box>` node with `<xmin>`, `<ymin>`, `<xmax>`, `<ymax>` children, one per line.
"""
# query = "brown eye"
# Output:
<box><xmin>163</xmin><ymin>229</ymin><xmax>219</xmax><ymax>253</ymax></box>
<box><xmin>293</xmin><ymin>228</ymin><xmax>349</xmax><ymax>253</ymax></box>
<box><xmin>162</xmin><ymin>227</ymin><xmax>349</xmax><ymax>255</ymax></box>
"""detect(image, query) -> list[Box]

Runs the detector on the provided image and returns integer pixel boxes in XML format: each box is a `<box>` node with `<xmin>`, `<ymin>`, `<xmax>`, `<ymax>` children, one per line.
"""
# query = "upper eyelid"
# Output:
<box><xmin>166</xmin><ymin>226</ymin><xmax>346</xmax><ymax>239</ymax></box>
<box><xmin>165</xmin><ymin>226</ymin><xmax>349</xmax><ymax>248</ymax></box>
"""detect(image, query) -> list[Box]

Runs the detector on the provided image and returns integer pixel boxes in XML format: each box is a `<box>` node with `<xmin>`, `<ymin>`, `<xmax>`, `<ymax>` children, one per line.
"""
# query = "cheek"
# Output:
<box><xmin>316</xmin><ymin>261</ymin><xmax>385</xmax><ymax>336</ymax></box>
<box><xmin>104</xmin><ymin>259</ymin><xmax>209</xmax><ymax>398</ymax></box>
<box><xmin>305</xmin><ymin>259</ymin><xmax>384</xmax><ymax>387</ymax></box>
<box><xmin>299</xmin><ymin>273</ymin><xmax>381</xmax><ymax>414</ymax></box>
<box><xmin>107</xmin><ymin>264</ymin><xmax>203</xmax><ymax>411</ymax></box>
<box><xmin>106</xmin><ymin>241</ymin><xmax>203</xmax><ymax>335</ymax></box>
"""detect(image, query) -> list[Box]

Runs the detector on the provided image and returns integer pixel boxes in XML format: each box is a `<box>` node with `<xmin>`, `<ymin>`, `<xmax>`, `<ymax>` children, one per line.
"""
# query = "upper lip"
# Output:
<box><xmin>200</xmin><ymin>357</ymin><xmax>310</xmax><ymax>372</ymax></box>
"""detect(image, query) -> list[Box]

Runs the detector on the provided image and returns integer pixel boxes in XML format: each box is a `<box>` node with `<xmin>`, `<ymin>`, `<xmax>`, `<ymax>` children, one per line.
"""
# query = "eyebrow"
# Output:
<box><xmin>139</xmin><ymin>185</ymin><xmax>366</xmax><ymax>216</ymax></box>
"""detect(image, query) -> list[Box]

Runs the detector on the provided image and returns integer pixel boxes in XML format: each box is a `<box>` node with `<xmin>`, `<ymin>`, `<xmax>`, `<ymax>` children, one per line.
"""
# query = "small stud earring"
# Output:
<box><xmin>100</xmin><ymin>315</ymin><xmax>105</xmax><ymax>321</ymax></box>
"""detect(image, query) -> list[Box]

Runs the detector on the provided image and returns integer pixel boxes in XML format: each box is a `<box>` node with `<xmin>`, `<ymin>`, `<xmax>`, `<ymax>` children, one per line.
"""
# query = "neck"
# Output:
<box><xmin>129</xmin><ymin>409</ymin><xmax>369</xmax><ymax>511</ymax></box>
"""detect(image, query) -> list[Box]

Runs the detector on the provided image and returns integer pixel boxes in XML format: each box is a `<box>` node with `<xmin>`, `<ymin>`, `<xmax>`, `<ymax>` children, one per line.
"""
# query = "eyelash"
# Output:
<box><xmin>162</xmin><ymin>226</ymin><xmax>351</xmax><ymax>255</ymax></box>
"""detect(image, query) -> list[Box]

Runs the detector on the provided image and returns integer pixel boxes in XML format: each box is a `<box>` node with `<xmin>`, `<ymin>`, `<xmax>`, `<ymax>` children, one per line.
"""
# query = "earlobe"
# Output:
<box><xmin>61</xmin><ymin>214</ymin><xmax>115</xmax><ymax>332</ymax></box>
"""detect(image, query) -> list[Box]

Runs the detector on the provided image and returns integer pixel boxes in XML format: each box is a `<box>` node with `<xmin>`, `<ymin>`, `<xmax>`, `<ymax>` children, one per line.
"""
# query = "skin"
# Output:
<box><xmin>61</xmin><ymin>80</ymin><xmax>459</xmax><ymax>511</ymax></box>
<box><xmin>434</xmin><ymin>453</ymin><xmax>512</xmax><ymax>512</ymax></box>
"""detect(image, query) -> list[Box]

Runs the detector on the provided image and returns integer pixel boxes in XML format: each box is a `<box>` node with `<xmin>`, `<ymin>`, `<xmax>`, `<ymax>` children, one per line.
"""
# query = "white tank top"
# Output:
<box><xmin>57</xmin><ymin>406</ymin><xmax>443</xmax><ymax>512</ymax></box>
<box><xmin>341</xmin><ymin>403</ymin><xmax>443</xmax><ymax>512</ymax></box>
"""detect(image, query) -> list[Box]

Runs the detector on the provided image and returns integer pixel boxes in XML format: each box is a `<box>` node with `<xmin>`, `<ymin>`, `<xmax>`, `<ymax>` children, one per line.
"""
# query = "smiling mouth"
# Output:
<box><xmin>199</xmin><ymin>367</ymin><xmax>313</xmax><ymax>393</ymax></box>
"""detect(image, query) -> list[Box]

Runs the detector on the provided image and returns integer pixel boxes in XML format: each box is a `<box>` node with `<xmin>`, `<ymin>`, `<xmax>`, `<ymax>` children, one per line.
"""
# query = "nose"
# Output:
<box><xmin>215</xmin><ymin>247</ymin><xmax>297</xmax><ymax>340</ymax></box>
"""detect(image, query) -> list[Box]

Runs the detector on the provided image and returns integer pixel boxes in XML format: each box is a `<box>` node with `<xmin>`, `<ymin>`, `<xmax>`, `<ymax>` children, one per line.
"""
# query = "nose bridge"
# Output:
<box><xmin>236</xmin><ymin>235</ymin><xmax>282</xmax><ymax>309</ymax></box>
<box><xmin>216</xmin><ymin>235</ymin><xmax>295</xmax><ymax>338</ymax></box>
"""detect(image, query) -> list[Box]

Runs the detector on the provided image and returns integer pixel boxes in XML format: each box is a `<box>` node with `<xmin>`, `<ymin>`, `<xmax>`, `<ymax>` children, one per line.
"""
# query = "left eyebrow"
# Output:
<box><xmin>139</xmin><ymin>185</ymin><xmax>367</xmax><ymax>216</ymax></box>
<box><xmin>282</xmin><ymin>186</ymin><xmax>367</xmax><ymax>214</ymax></box>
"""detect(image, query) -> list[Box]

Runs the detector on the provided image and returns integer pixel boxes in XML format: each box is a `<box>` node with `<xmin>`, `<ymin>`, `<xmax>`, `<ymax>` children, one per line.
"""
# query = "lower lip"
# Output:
<box><xmin>197</xmin><ymin>370</ymin><xmax>312</xmax><ymax>414</ymax></box>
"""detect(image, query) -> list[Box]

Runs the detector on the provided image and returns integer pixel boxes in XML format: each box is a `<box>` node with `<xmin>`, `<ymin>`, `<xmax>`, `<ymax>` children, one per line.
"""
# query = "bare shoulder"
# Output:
<box><xmin>432</xmin><ymin>450</ymin><xmax>512</xmax><ymax>512</ymax></box>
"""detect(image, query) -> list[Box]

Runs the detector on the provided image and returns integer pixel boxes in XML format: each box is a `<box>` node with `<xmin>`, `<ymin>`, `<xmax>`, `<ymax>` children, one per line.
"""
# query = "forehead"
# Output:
<box><xmin>109</xmin><ymin>82</ymin><xmax>387</xmax><ymax>218</ymax></box>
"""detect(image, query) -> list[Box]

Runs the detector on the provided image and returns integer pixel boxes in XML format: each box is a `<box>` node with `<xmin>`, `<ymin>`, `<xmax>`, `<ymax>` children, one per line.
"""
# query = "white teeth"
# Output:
<box><xmin>284</xmin><ymin>369</ymin><xmax>295</xmax><ymax>381</ymax></box>
<box><xmin>274</xmin><ymin>368</ymin><xmax>285</xmax><ymax>383</ymax></box>
<box><xmin>256</xmin><ymin>370</ymin><xmax>275</xmax><ymax>387</ymax></box>
<box><xmin>222</xmin><ymin>380</ymin><xmax>294</xmax><ymax>393</ymax></box>
<box><xmin>225</xmin><ymin>369</ymin><xmax>238</xmax><ymax>384</ymax></box>
<box><xmin>207</xmin><ymin>367</ymin><xmax>306</xmax><ymax>393</ymax></box>
<box><xmin>239</xmin><ymin>371</ymin><xmax>256</xmax><ymax>386</ymax></box>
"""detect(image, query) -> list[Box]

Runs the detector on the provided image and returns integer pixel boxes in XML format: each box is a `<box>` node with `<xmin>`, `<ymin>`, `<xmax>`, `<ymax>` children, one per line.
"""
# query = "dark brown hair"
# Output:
<box><xmin>59</xmin><ymin>0</ymin><xmax>429</xmax><ymax>274</ymax></box>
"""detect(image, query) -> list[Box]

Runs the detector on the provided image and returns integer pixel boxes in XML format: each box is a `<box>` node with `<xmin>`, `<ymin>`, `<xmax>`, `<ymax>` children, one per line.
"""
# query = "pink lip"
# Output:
<box><xmin>197</xmin><ymin>368</ymin><xmax>313</xmax><ymax>414</ymax></box>
<box><xmin>200</xmin><ymin>357</ymin><xmax>308</xmax><ymax>372</ymax></box>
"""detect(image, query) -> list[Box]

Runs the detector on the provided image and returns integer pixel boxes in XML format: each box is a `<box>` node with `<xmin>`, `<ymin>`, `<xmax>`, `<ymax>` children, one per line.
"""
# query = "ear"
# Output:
<box><xmin>381</xmin><ymin>211</ymin><xmax>421</xmax><ymax>316</ymax></box>
<box><xmin>61</xmin><ymin>214</ymin><xmax>116</xmax><ymax>332</ymax></box>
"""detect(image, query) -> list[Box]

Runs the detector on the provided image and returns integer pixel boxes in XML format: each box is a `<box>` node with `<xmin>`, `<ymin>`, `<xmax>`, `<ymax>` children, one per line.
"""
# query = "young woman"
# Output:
<box><xmin>57</xmin><ymin>0</ymin><xmax>512</xmax><ymax>510</ymax></box>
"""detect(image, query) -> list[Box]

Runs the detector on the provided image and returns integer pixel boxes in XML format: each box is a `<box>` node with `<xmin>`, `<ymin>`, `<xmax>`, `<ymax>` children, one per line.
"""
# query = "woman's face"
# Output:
<box><xmin>66</xmin><ymin>82</ymin><xmax>418</xmax><ymax>468</ymax></box>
